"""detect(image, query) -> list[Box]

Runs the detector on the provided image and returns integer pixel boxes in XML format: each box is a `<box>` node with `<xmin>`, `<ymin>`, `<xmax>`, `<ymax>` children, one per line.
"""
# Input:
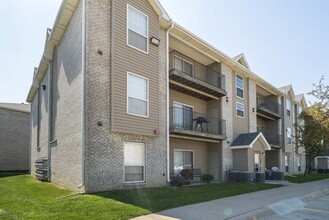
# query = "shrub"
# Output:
<box><xmin>170</xmin><ymin>176</ymin><xmax>185</xmax><ymax>187</ymax></box>
<box><xmin>180</xmin><ymin>169</ymin><xmax>193</xmax><ymax>179</ymax></box>
<box><xmin>201</xmin><ymin>174</ymin><xmax>214</xmax><ymax>183</ymax></box>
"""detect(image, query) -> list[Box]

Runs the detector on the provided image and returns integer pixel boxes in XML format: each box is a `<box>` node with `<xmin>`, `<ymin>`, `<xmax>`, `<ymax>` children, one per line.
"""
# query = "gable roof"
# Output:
<box><xmin>0</xmin><ymin>103</ymin><xmax>30</xmax><ymax>113</ymax></box>
<box><xmin>233</xmin><ymin>53</ymin><xmax>250</xmax><ymax>70</ymax></box>
<box><xmin>295</xmin><ymin>93</ymin><xmax>307</xmax><ymax>107</ymax></box>
<box><xmin>278</xmin><ymin>84</ymin><xmax>295</xmax><ymax>99</ymax></box>
<box><xmin>231</xmin><ymin>132</ymin><xmax>271</xmax><ymax>150</ymax></box>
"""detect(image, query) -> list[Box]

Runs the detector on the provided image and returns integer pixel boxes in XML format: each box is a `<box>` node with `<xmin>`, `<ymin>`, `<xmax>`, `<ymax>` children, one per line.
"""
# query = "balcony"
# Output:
<box><xmin>169</xmin><ymin>107</ymin><xmax>226</xmax><ymax>141</ymax></box>
<box><xmin>263</xmin><ymin>132</ymin><xmax>282</xmax><ymax>148</ymax></box>
<box><xmin>169</xmin><ymin>51</ymin><xmax>227</xmax><ymax>101</ymax></box>
<box><xmin>257</xmin><ymin>98</ymin><xmax>282</xmax><ymax>120</ymax></box>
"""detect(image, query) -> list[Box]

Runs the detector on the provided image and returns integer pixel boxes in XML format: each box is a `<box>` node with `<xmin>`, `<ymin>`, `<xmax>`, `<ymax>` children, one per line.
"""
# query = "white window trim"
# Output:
<box><xmin>236</xmin><ymin>101</ymin><xmax>245</xmax><ymax>118</ymax></box>
<box><xmin>126</xmin><ymin>4</ymin><xmax>149</xmax><ymax>54</ymax></box>
<box><xmin>235</xmin><ymin>73</ymin><xmax>244</xmax><ymax>100</ymax></box>
<box><xmin>173</xmin><ymin>55</ymin><xmax>194</xmax><ymax>76</ymax></box>
<box><xmin>173</xmin><ymin>101</ymin><xmax>194</xmax><ymax>111</ymax></box>
<box><xmin>287</xmin><ymin>127</ymin><xmax>292</xmax><ymax>144</ymax></box>
<box><xmin>123</xmin><ymin>142</ymin><xmax>146</xmax><ymax>184</ymax></box>
<box><xmin>127</xmin><ymin>72</ymin><xmax>149</xmax><ymax>118</ymax></box>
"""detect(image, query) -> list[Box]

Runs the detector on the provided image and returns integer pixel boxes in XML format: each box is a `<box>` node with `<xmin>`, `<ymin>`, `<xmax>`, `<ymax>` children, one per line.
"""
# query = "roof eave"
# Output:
<box><xmin>170</xmin><ymin>23</ymin><xmax>283</xmax><ymax>96</ymax></box>
<box><xmin>26</xmin><ymin>0</ymin><xmax>79</xmax><ymax>103</ymax></box>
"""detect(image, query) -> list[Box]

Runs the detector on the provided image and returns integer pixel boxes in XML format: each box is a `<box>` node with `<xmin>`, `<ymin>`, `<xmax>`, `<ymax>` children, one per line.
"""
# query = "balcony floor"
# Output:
<box><xmin>170</xmin><ymin>128</ymin><xmax>226</xmax><ymax>142</ymax></box>
<box><xmin>169</xmin><ymin>69</ymin><xmax>226</xmax><ymax>101</ymax></box>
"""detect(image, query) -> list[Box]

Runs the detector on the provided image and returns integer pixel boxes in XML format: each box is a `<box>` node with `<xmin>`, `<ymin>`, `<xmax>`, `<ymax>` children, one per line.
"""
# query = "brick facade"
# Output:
<box><xmin>0</xmin><ymin>107</ymin><xmax>30</xmax><ymax>171</ymax></box>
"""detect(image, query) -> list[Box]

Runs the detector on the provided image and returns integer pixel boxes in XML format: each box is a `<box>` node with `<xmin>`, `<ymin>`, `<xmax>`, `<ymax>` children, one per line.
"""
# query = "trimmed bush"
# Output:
<box><xmin>170</xmin><ymin>176</ymin><xmax>185</xmax><ymax>187</ymax></box>
<box><xmin>201</xmin><ymin>174</ymin><xmax>214</xmax><ymax>183</ymax></box>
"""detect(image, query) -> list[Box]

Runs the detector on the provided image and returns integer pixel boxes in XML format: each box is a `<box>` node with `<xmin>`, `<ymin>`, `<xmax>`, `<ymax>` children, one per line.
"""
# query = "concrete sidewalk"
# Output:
<box><xmin>132</xmin><ymin>178</ymin><xmax>329</xmax><ymax>220</ymax></box>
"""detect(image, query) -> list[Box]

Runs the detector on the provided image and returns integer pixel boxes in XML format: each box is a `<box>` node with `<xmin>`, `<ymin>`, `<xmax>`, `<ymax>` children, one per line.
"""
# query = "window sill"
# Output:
<box><xmin>124</xmin><ymin>181</ymin><xmax>146</xmax><ymax>187</ymax></box>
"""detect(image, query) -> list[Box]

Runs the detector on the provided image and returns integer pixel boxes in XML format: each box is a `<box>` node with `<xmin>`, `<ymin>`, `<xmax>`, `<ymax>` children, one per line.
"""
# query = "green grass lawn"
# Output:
<box><xmin>284</xmin><ymin>173</ymin><xmax>329</xmax><ymax>183</ymax></box>
<box><xmin>0</xmin><ymin>173</ymin><xmax>282</xmax><ymax>220</ymax></box>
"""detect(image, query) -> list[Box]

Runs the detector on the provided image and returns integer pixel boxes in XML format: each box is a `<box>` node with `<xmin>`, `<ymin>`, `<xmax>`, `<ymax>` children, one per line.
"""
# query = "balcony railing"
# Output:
<box><xmin>257</xmin><ymin>97</ymin><xmax>282</xmax><ymax>119</ymax></box>
<box><xmin>169</xmin><ymin>51</ymin><xmax>226</xmax><ymax>100</ymax></box>
<box><xmin>263</xmin><ymin>132</ymin><xmax>282</xmax><ymax>147</ymax></box>
<box><xmin>169</xmin><ymin>107</ymin><xmax>226</xmax><ymax>139</ymax></box>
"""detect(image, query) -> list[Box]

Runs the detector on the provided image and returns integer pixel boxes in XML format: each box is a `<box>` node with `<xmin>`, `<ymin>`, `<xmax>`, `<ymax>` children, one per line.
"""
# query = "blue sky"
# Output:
<box><xmin>0</xmin><ymin>0</ymin><xmax>328</xmax><ymax>104</ymax></box>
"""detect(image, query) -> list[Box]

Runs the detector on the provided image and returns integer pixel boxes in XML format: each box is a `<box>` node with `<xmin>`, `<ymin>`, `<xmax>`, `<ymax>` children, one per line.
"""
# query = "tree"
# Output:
<box><xmin>296</xmin><ymin>76</ymin><xmax>329</xmax><ymax>176</ymax></box>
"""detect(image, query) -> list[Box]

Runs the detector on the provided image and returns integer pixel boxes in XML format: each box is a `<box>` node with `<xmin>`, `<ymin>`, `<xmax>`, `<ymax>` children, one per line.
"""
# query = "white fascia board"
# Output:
<box><xmin>231</xmin><ymin>145</ymin><xmax>252</xmax><ymax>149</ymax></box>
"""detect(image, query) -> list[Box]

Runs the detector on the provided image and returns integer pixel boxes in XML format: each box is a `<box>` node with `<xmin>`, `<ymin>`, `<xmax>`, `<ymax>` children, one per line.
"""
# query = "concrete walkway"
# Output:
<box><xmin>132</xmin><ymin>178</ymin><xmax>329</xmax><ymax>220</ymax></box>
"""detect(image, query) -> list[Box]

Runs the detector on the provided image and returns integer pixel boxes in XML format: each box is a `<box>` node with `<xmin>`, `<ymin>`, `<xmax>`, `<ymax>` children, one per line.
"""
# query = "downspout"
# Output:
<box><xmin>78</xmin><ymin>0</ymin><xmax>86</xmax><ymax>189</ymax></box>
<box><xmin>47</xmin><ymin>61</ymin><xmax>52</xmax><ymax>181</ymax></box>
<box><xmin>166</xmin><ymin>22</ymin><xmax>174</xmax><ymax>182</ymax></box>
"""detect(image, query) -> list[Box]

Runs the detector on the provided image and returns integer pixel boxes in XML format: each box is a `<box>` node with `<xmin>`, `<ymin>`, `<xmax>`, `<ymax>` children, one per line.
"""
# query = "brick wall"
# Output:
<box><xmin>0</xmin><ymin>108</ymin><xmax>30</xmax><ymax>171</ymax></box>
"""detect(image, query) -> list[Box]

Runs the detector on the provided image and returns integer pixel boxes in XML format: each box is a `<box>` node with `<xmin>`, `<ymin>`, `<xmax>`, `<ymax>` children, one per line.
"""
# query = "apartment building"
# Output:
<box><xmin>0</xmin><ymin>103</ymin><xmax>30</xmax><ymax>171</ymax></box>
<box><xmin>26</xmin><ymin>0</ymin><xmax>306</xmax><ymax>192</ymax></box>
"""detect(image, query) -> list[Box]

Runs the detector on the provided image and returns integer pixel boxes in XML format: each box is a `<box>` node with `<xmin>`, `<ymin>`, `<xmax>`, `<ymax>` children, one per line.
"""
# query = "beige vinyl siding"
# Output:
<box><xmin>169</xmin><ymin>90</ymin><xmax>207</xmax><ymax>115</ymax></box>
<box><xmin>111</xmin><ymin>0</ymin><xmax>159</xmax><ymax>135</ymax></box>
<box><xmin>265</xmin><ymin>149</ymin><xmax>280</xmax><ymax>170</ymax></box>
<box><xmin>232</xmin><ymin>72</ymin><xmax>249</xmax><ymax>139</ymax></box>
<box><xmin>170</xmin><ymin>138</ymin><xmax>208</xmax><ymax>174</ymax></box>
<box><xmin>233</xmin><ymin>149</ymin><xmax>249</xmax><ymax>171</ymax></box>
<box><xmin>247</xmin><ymin>139</ymin><xmax>266</xmax><ymax>172</ymax></box>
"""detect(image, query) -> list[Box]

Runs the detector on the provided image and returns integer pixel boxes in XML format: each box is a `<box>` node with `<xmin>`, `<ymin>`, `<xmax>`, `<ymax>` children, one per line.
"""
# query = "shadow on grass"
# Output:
<box><xmin>0</xmin><ymin>171</ymin><xmax>29</xmax><ymax>178</ymax></box>
<box><xmin>91</xmin><ymin>182</ymin><xmax>283</xmax><ymax>213</ymax></box>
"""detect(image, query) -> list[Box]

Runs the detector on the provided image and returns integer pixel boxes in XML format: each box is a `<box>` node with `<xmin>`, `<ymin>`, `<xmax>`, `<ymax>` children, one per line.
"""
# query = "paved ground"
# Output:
<box><xmin>265</xmin><ymin>195</ymin><xmax>329</xmax><ymax>220</ymax></box>
<box><xmin>132</xmin><ymin>178</ymin><xmax>329</xmax><ymax>220</ymax></box>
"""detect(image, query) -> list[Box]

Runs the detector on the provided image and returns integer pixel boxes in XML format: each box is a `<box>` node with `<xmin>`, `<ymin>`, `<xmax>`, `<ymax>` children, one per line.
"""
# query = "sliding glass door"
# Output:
<box><xmin>174</xmin><ymin>150</ymin><xmax>193</xmax><ymax>175</ymax></box>
<box><xmin>173</xmin><ymin>103</ymin><xmax>193</xmax><ymax>130</ymax></box>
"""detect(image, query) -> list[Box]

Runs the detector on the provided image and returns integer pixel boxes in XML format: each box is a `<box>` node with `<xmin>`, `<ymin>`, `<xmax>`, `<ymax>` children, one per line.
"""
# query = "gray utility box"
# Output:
<box><xmin>35</xmin><ymin>157</ymin><xmax>48</xmax><ymax>181</ymax></box>
<box><xmin>228</xmin><ymin>171</ymin><xmax>239</xmax><ymax>182</ymax></box>
<box><xmin>239</xmin><ymin>172</ymin><xmax>252</xmax><ymax>183</ymax></box>
<box><xmin>255</xmin><ymin>172</ymin><xmax>265</xmax><ymax>183</ymax></box>
<box><xmin>272</xmin><ymin>171</ymin><xmax>284</xmax><ymax>180</ymax></box>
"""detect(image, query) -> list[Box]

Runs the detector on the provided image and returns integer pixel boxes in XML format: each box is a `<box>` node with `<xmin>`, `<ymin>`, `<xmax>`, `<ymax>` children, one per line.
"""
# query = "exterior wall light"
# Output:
<box><xmin>42</xmin><ymin>85</ymin><xmax>47</xmax><ymax>91</ymax></box>
<box><xmin>150</xmin><ymin>37</ymin><xmax>160</xmax><ymax>46</ymax></box>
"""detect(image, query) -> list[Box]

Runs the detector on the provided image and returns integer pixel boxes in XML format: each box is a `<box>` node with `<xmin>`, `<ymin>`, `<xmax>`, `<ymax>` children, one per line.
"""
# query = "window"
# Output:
<box><xmin>174</xmin><ymin>150</ymin><xmax>193</xmax><ymax>175</ymax></box>
<box><xmin>236</xmin><ymin>102</ymin><xmax>244</xmax><ymax>118</ymax></box>
<box><xmin>174</xmin><ymin>56</ymin><xmax>193</xmax><ymax>76</ymax></box>
<box><xmin>236</xmin><ymin>74</ymin><xmax>244</xmax><ymax>99</ymax></box>
<box><xmin>127</xmin><ymin>5</ymin><xmax>148</xmax><ymax>53</ymax></box>
<box><xmin>173</xmin><ymin>102</ymin><xmax>193</xmax><ymax>130</ymax></box>
<box><xmin>287</xmin><ymin>127</ymin><xmax>292</xmax><ymax>144</ymax></box>
<box><xmin>297</xmin><ymin>156</ymin><xmax>301</xmax><ymax>172</ymax></box>
<box><xmin>124</xmin><ymin>142</ymin><xmax>145</xmax><ymax>182</ymax></box>
<box><xmin>127</xmin><ymin>73</ymin><xmax>149</xmax><ymax>117</ymax></box>
<box><xmin>284</xmin><ymin>155</ymin><xmax>289</xmax><ymax>172</ymax></box>
<box><xmin>299</xmin><ymin>106</ymin><xmax>303</xmax><ymax>114</ymax></box>
<box><xmin>286</xmin><ymin>98</ymin><xmax>291</xmax><ymax>116</ymax></box>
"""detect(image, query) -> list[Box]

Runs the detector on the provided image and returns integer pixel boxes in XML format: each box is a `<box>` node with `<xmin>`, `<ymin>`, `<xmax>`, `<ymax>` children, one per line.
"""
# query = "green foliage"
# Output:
<box><xmin>201</xmin><ymin>174</ymin><xmax>214</xmax><ymax>183</ymax></box>
<box><xmin>0</xmin><ymin>174</ymin><xmax>282</xmax><ymax>218</ymax></box>
<box><xmin>295</xmin><ymin>76</ymin><xmax>329</xmax><ymax>175</ymax></box>
<box><xmin>180</xmin><ymin>169</ymin><xmax>193</xmax><ymax>179</ymax></box>
<box><xmin>284</xmin><ymin>173</ymin><xmax>329</xmax><ymax>183</ymax></box>
<box><xmin>170</xmin><ymin>176</ymin><xmax>185</xmax><ymax>187</ymax></box>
